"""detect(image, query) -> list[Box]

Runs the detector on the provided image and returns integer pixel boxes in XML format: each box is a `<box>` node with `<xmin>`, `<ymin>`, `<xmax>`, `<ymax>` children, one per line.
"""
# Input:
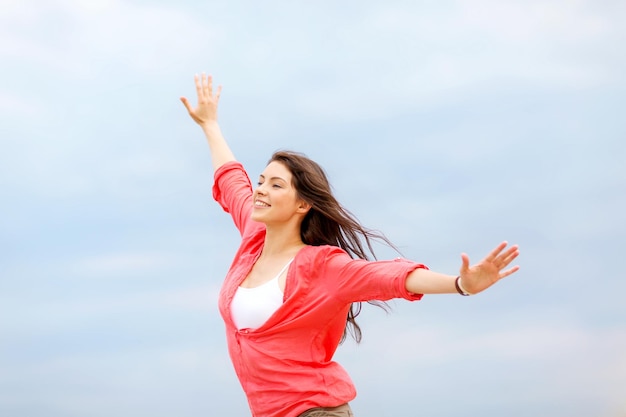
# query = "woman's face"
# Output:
<box><xmin>251</xmin><ymin>161</ymin><xmax>308</xmax><ymax>225</ymax></box>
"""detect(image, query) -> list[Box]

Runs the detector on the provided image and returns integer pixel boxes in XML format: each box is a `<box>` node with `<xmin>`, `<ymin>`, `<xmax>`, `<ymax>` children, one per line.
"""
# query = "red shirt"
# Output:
<box><xmin>213</xmin><ymin>161</ymin><xmax>427</xmax><ymax>417</ymax></box>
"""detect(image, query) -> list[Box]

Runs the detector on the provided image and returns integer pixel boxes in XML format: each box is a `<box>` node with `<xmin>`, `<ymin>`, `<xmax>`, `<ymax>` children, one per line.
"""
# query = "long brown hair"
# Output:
<box><xmin>269</xmin><ymin>150</ymin><xmax>395</xmax><ymax>343</ymax></box>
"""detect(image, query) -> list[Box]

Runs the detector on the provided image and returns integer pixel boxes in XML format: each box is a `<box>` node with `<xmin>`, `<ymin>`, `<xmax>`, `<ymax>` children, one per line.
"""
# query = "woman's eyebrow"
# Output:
<box><xmin>259</xmin><ymin>174</ymin><xmax>287</xmax><ymax>182</ymax></box>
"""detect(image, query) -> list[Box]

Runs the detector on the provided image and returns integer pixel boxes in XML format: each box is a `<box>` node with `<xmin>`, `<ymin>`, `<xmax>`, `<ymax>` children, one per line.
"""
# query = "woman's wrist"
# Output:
<box><xmin>201</xmin><ymin>120</ymin><xmax>220</xmax><ymax>131</ymax></box>
<box><xmin>455</xmin><ymin>276</ymin><xmax>473</xmax><ymax>296</ymax></box>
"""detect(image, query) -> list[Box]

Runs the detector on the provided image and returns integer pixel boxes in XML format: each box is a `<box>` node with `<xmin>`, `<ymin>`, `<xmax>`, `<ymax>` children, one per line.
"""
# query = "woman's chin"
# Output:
<box><xmin>250</xmin><ymin>212</ymin><xmax>266</xmax><ymax>223</ymax></box>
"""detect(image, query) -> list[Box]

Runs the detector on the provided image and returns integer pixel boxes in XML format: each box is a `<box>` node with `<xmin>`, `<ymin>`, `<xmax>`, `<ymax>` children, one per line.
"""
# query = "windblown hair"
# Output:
<box><xmin>269</xmin><ymin>150</ymin><xmax>395</xmax><ymax>343</ymax></box>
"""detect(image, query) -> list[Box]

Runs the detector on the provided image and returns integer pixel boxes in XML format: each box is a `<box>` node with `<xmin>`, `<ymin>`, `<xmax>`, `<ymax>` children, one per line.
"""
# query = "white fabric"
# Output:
<box><xmin>231</xmin><ymin>259</ymin><xmax>293</xmax><ymax>330</ymax></box>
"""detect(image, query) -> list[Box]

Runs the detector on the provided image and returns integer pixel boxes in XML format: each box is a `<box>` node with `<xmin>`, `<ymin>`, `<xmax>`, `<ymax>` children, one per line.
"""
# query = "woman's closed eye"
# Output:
<box><xmin>257</xmin><ymin>181</ymin><xmax>282</xmax><ymax>189</ymax></box>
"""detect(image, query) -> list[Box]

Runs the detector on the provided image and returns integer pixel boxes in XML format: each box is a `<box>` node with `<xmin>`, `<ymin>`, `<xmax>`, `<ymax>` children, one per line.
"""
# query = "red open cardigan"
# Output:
<box><xmin>213</xmin><ymin>161</ymin><xmax>427</xmax><ymax>417</ymax></box>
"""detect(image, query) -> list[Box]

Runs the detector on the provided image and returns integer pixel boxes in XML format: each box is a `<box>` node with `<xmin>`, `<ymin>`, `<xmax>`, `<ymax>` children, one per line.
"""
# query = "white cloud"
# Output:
<box><xmin>0</xmin><ymin>93</ymin><xmax>43</xmax><ymax>118</ymax></box>
<box><xmin>0</xmin><ymin>132</ymin><xmax>193</xmax><ymax>200</ymax></box>
<box><xmin>337</xmin><ymin>311</ymin><xmax>626</xmax><ymax>413</ymax></box>
<box><xmin>0</xmin><ymin>344</ymin><xmax>242</xmax><ymax>417</ymax></box>
<box><xmin>0</xmin><ymin>0</ymin><xmax>215</xmax><ymax>78</ymax></box>
<box><xmin>458</xmin><ymin>0</ymin><xmax>613</xmax><ymax>42</ymax></box>
<box><xmin>70</xmin><ymin>252</ymin><xmax>182</xmax><ymax>276</ymax></box>
<box><xmin>0</xmin><ymin>282</ymin><xmax>221</xmax><ymax>340</ymax></box>
<box><xmin>356</xmin><ymin>316</ymin><xmax>593</xmax><ymax>364</ymax></box>
<box><xmin>287</xmin><ymin>0</ymin><xmax>624</xmax><ymax>122</ymax></box>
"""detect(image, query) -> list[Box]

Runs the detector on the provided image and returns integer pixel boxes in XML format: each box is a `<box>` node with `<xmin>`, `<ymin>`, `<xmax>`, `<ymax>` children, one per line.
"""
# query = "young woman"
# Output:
<box><xmin>180</xmin><ymin>74</ymin><xmax>520</xmax><ymax>417</ymax></box>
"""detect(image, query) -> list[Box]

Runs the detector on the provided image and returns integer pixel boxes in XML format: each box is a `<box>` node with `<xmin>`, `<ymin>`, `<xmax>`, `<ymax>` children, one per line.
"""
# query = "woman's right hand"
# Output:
<box><xmin>180</xmin><ymin>73</ymin><xmax>222</xmax><ymax>127</ymax></box>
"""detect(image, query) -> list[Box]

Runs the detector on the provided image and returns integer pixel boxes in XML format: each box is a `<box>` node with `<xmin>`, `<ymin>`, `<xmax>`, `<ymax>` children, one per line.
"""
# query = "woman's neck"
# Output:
<box><xmin>261</xmin><ymin>225</ymin><xmax>306</xmax><ymax>259</ymax></box>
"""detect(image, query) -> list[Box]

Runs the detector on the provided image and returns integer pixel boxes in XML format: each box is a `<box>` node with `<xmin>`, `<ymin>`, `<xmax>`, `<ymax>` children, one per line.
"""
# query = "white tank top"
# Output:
<box><xmin>231</xmin><ymin>259</ymin><xmax>293</xmax><ymax>330</ymax></box>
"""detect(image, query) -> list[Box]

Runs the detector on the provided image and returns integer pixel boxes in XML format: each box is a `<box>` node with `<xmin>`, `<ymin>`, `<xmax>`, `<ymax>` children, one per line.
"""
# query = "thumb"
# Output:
<box><xmin>459</xmin><ymin>253</ymin><xmax>470</xmax><ymax>275</ymax></box>
<box><xmin>180</xmin><ymin>97</ymin><xmax>193</xmax><ymax>113</ymax></box>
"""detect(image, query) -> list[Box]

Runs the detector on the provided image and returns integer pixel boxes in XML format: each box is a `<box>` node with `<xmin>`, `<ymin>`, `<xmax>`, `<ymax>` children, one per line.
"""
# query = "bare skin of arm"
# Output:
<box><xmin>180</xmin><ymin>73</ymin><xmax>236</xmax><ymax>172</ymax></box>
<box><xmin>405</xmin><ymin>241</ymin><xmax>520</xmax><ymax>295</ymax></box>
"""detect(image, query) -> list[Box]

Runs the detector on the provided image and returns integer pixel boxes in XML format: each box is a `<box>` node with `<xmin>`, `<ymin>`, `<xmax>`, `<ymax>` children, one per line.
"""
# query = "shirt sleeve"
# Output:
<box><xmin>212</xmin><ymin>161</ymin><xmax>262</xmax><ymax>238</ymax></box>
<box><xmin>319</xmin><ymin>246</ymin><xmax>427</xmax><ymax>303</ymax></box>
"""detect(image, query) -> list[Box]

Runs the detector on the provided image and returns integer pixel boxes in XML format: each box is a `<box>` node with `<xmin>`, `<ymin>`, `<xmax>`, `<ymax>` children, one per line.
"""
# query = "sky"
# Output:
<box><xmin>1</xmin><ymin>0</ymin><xmax>625</xmax><ymax>416</ymax></box>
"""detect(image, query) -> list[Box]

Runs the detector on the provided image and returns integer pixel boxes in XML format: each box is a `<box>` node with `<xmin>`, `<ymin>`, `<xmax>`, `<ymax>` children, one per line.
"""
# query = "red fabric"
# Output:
<box><xmin>213</xmin><ymin>161</ymin><xmax>427</xmax><ymax>417</ymax></box>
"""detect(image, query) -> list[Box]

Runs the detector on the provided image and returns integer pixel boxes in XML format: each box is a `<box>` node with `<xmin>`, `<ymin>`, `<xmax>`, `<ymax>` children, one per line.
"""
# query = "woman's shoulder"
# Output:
<box><xmin>299</xmin><ymin>244</ymin><xmax>346</xmax><ymax>255</ymax></box>
<box><xmin>213</xmin><ymin>160</ymin><xmax>248</xmax><ymax>185</ymax></box>
<box><xmin>296</xmin><ymin>244</ymin><xmax>350</xmax><ymax>267</ymax></box>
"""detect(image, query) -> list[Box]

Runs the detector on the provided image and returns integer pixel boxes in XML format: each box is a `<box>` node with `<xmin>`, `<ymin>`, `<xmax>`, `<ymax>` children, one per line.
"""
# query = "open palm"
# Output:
<box><xmin>459</xmin><ymin>242</ymin><xmax>520</xmax><ymax>294</ymax></box>
<box><xmin>180</xmin><ymin>73</ymin><xmax>222</xmax><ymax>126</ymax></box>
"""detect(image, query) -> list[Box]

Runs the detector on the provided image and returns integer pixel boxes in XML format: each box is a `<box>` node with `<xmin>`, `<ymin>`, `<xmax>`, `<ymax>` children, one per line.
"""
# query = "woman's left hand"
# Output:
<box><xmin>459</xmin><ymin>241</ymin><xmax>520</xmax><ymax>294</ymax></box>
<box><xmin>180</xmin><ymin>73</ymin><xmax>222</xmax><ymax>128</ymax></box>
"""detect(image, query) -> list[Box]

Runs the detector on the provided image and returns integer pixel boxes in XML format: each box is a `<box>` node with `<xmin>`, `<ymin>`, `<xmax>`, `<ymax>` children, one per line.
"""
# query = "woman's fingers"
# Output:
<box><xmin>493</xmin><ymin>245</ymin><xmax>519</xmax><ymax>269</ymax></box>
<box><xmin>194</xmin><ymin>73</ymin><xmax>220</xmax><ymax>101</ymax></box>
<box><xmin>484</xmin><ymin>241</ymin><xmax>508</xmax><ymax>263</ymax></box>
<box><xmin>194</xmin><ymin>74</ymin><xmax>203</xmax><ymax>100</ymax></box>
<box><xmin>493</xmin><ymin>244</ymin><xmax>520</xmax><ymax>278</ymax></box>
<box><xmin>183</xmin><ymin>74</ymin><xmax>221</xmax><ymax>126</ymax></box>
<box><xmin>205</xmin><ymin>75</ymin><xmax>221</xmax><ymax>99</ymax></box>
<box><xmin>500</xmin><ymin>247</ymin><xmax>519</xmax><ymax>267</ymax></box>
<box><xmin>215</xmin><ymin>85</ymin><xmax>222</xmax><ymax>101</ymax></box>
<box><xmin>485</xmin><ymin>242</ymin><xmax>519</xmax><ymax>267</ymax></box>
<box><xmin>499</xmin><ymin>265</ymin><xmax>520</xmax><ymax>279</ymax></box>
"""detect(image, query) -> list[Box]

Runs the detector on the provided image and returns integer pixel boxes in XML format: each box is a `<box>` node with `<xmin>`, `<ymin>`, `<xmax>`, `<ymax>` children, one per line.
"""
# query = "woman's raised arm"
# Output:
<box><xmin>180</xmin><ymin>73</ymin><xmax>236</xmax><ymax>172</ymax></box>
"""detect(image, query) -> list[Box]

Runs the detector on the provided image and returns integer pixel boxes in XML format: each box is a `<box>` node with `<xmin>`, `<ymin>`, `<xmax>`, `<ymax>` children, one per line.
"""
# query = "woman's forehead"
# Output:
<box><xmin>260</xmin><ymin>161</ymin><xmax>292</xmax><ymax>180</ymax></box>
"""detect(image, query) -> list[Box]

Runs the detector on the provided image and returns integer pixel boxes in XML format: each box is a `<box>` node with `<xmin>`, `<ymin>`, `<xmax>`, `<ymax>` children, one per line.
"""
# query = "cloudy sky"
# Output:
<box><xmin>1</xmin><ymin>0</ymin><xmax>625</xmax><ymax>416</ymax></box>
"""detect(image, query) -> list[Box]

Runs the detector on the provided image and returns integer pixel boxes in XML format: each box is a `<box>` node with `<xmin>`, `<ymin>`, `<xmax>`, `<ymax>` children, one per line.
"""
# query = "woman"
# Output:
<box><xmin>180</xmin><ymin>74</ymin><xmax>520</xmax><ymax>417</ymax></box>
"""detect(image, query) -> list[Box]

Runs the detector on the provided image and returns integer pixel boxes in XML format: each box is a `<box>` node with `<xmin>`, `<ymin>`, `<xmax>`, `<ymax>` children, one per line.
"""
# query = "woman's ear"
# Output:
<box><xmin>296</xmin><ymin>200</ymin><xmax>312</xmax><ymax>214</ymax></box>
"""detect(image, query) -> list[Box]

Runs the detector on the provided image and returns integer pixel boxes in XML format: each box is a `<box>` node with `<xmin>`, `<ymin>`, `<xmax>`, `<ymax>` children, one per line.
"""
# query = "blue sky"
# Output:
<box><xmin>1</xmin><ymin>0</ymin><xmax>625</xmax><ymax>416</ymax></box>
